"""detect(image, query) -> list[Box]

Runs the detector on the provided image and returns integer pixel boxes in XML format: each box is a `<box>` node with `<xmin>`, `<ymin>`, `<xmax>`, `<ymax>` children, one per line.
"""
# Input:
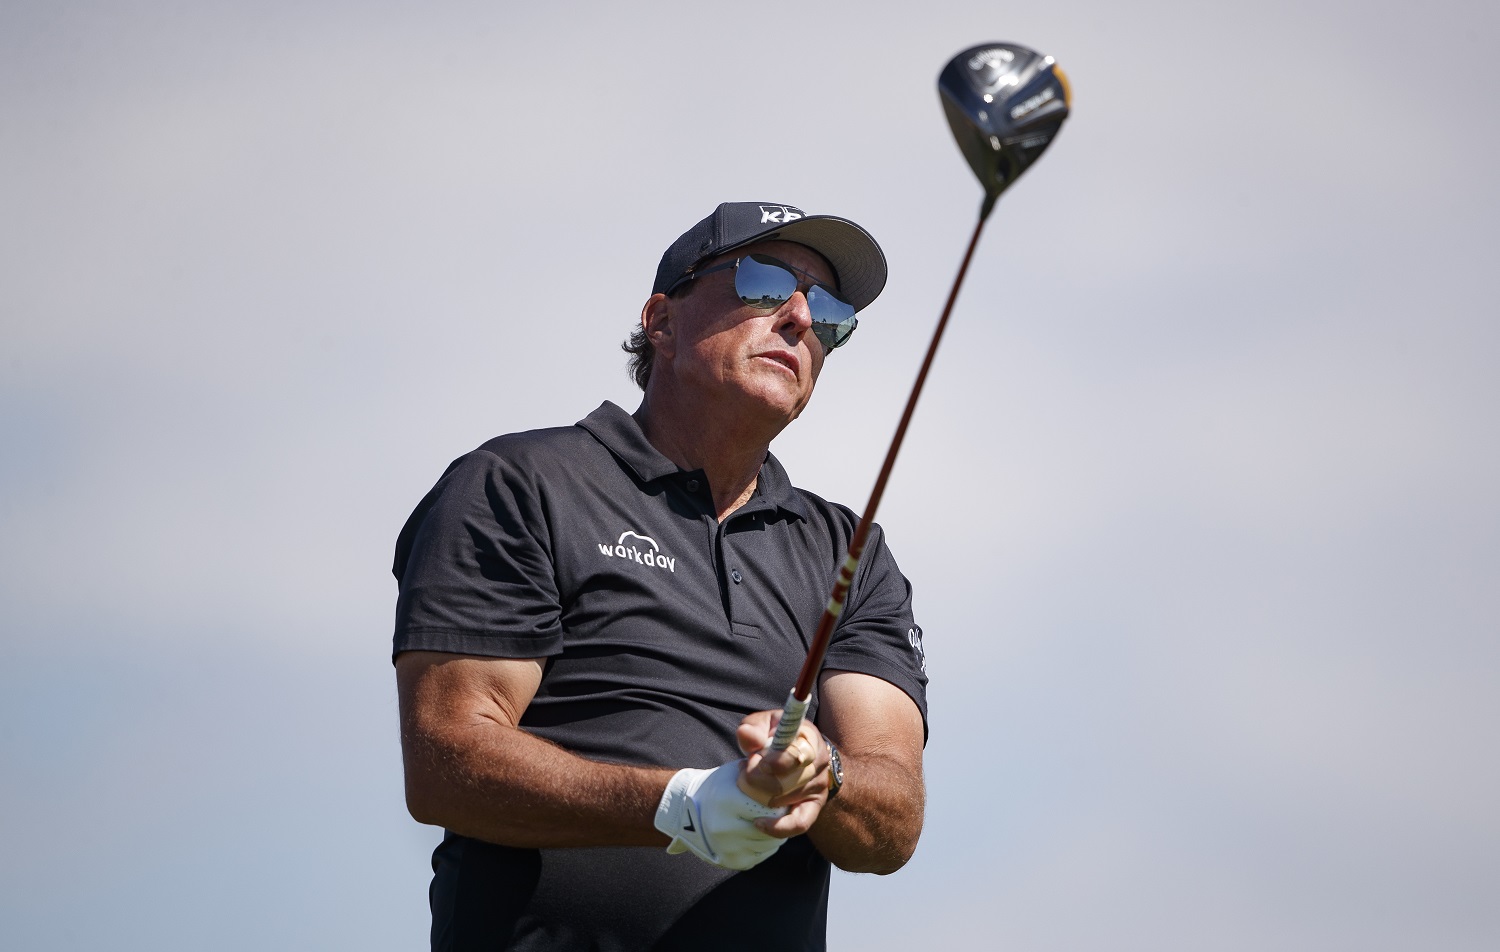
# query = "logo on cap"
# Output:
<box><xmin>759</xmin><ymin>205</ymin><xmax>804</xmax><ymax>224</ymax></box>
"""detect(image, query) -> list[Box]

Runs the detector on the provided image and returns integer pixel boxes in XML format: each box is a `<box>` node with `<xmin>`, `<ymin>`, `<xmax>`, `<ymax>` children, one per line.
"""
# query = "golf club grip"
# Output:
<box><xmin>777</xmin><ymin>208</ymin><xmax>993</xmax><ymax>741</ymax></box>
<box><xmin>768</xmin><ymin>690</ymin><xmax>811</xmax><ymax>751</ymax></box>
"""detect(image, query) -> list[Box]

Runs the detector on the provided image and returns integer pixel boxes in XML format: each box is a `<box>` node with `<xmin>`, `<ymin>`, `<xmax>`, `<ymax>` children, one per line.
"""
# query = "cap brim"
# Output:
<box><xmin>722</xmin><ymin>215</ymin><xmax>888</xmax><ymax>311</ymax></box>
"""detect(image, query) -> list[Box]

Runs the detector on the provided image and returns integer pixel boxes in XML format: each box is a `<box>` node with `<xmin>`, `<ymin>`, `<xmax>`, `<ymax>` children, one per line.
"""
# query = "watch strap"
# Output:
<box><xmin>826</xmin><ymin>742</ymin><xmax>845</xmax><ymax>799</ymax></box>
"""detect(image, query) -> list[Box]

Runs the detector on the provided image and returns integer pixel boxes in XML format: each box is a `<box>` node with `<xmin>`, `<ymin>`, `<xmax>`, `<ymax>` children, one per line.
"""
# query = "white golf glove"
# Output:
<box><xmin>654</xmin><ymin>762</ymin><xmax>787</xmax><ymax>871</ymax></box>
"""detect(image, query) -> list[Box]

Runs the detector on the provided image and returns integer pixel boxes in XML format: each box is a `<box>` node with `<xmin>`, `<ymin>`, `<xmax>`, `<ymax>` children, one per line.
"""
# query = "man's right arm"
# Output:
<box><xmin>397</xmin><ymin>650</ymin><xmax>676</xmax><ymax>848</ymax></box>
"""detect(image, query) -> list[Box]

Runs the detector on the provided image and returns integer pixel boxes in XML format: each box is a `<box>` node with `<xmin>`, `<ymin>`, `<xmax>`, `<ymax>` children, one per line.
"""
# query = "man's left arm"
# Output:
<box><xmin>806</xmin><ymin>669</ymin><xmax>926</xmax><ymax>874</ymax></box>
<box><xmin>735</xmin><ymin>522</ymin><xmax>927</xmax><ymax>872</ymax></box>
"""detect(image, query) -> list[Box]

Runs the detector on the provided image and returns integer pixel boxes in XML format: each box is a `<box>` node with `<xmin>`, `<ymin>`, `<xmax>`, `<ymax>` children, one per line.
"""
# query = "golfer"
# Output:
<box><xmin>392</xmin><ymin>201</ymin><xmax>929</xmax><ymax>951</ymax></box>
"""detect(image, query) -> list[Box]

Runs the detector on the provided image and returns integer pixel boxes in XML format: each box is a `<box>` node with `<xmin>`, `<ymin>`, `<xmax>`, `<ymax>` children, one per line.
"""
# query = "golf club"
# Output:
<box><xmin>758</xmin><ymin>42</ymin><xmax>1072</xmax><ymax>763</ymax></box>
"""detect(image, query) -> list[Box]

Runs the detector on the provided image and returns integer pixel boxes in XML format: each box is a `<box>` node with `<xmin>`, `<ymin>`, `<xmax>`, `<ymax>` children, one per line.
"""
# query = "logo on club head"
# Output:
<box><xmin>1009</xmin><ymin>86</ymin><xmax>1056</xmax><ymax>120</ymax></box>
<box><xmin>968</xmin><ymin>48</ymin><xmax>1014</xmax><ymax>72</ymax></box>
<box><xmin>759</xmin><ymin>205</ymin><xmax>804</xmax><ymax>224</ymax></box>
<box><xmin>968</xmin><ymin>47</ymin><xmax>1020</xmax><ymax>95</ymax></box>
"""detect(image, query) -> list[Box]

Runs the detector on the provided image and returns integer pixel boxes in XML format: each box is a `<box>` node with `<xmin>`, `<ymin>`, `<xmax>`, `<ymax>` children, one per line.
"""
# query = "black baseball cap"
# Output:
<box><xmin>652</xmin><ymin>202</ymin><xmax>888</xmax><ymax>311</ymax></box>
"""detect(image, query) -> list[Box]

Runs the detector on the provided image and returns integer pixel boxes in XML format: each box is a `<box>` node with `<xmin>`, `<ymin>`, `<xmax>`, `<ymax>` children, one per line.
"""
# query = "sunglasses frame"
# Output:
<box><xmin>665</xmin><ymin>254</ymin><xmax>859</xmax><ymax>351</ymax></box>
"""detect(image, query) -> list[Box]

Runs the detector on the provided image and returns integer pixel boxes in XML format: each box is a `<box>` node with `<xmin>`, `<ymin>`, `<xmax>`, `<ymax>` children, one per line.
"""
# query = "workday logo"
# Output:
<box><xmin>759</xmin><ymin>205</ymin><xmax>804</xmax><ymax>224</ymax></box>
<box><xmin>598</xmin><ymin>530</ymin><xmax>677</xmax><ymax>573</ymax></box>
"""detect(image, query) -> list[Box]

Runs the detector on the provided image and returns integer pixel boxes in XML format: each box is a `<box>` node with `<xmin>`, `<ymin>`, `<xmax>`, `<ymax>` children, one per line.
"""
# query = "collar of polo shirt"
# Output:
<box><xmin>577</xmin><ymin>402</ymin><xmax>811</xmax><ymax>522</ymax></box>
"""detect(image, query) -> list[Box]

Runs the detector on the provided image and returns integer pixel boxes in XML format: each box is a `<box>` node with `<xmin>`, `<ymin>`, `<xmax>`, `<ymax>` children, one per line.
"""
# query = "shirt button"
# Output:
<box><xmin>731</xmin><ymin>569</ymin><xmax>743</xmax><ymax>584</ymax></box>
<box><xmin>686</xmin><ymin>479</ymin><xmax>700</xmax><ymax>492</ymax></box>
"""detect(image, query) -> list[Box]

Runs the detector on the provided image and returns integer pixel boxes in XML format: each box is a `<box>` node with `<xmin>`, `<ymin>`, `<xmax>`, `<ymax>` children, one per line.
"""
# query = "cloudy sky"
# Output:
<box><xmin>3</xmin><ymin>1</ymin><xmax>1497</xmax><ymax>949</ymax></box>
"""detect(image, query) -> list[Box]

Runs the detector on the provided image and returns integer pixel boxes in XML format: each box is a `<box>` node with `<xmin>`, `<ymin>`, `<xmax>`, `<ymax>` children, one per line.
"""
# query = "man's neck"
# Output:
<box><xmin>633</xmin><ymin>394</ymin><xmax>780</xmax><ymax>522</ymax></box>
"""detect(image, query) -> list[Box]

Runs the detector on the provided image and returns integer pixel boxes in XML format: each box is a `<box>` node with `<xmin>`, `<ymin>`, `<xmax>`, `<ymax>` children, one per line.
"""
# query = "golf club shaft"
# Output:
<box><xmin>768</xmin><ymin>202</ymin><xmax>995</xmax><ymax>752</ymax></box>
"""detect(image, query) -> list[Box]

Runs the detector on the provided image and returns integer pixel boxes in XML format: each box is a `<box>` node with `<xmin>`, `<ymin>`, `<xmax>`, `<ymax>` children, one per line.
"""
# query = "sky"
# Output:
<box><xmin>2</xmin><ymin>1</ymin><xmax>1497</xmax><ymax>949</ymax></box>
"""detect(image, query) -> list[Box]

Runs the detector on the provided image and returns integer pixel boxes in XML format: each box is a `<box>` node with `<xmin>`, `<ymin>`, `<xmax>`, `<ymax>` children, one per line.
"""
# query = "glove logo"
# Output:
<box><xmin>759</xmin><ymin>205</ymin><xmax>804</xmax><ymax>224</ymax></box>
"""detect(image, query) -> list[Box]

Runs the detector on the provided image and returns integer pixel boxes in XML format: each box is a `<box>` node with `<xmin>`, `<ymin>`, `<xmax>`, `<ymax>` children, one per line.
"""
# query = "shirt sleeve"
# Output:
<box><xmin>391</xmin><ymin>449</ymin><xmax>565</xmax><ymax>660</ymax></box>
<box><xmin>822</xmin><ymin>521</ymin><xmax>930</xmax><ymax>738</ymax></box>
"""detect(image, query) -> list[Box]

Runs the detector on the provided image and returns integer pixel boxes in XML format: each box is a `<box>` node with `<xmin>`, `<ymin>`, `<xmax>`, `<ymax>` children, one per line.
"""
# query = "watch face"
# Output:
<box><xmin>828</xmin><ymin>745</ymin><xmax>845</xmax><ymax>796</ymax></box>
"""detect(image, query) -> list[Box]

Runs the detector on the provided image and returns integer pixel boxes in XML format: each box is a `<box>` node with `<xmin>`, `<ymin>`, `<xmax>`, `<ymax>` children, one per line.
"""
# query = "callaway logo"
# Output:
<box><xmin>969</xmin><ymin>48</ymin><xmax>1019</xmax><ymax>95</ymax></box>
<box><xmin>968</xmin><ymin>47</ymin><xmax>1014</xmax><ymax>72</ymax></box>
<box><xmin>598</xmin><ymin>530</ymin><xmax>677</xmax><ymax>573</ymax></box>
<box><xmin>908</xmin><ymin>625</ymin><xmax>927</xmax><ymax>673</ymax></box>
<box><xmin>759</xmin><ymin>205</ymin><xmax>804</xmax><ymax>224</ymax></box>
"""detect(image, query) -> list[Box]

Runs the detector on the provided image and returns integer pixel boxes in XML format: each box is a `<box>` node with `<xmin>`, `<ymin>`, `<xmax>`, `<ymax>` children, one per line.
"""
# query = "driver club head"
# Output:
<box><xmin>938</xmin><ymin>42</ymin><xmax>1071</xmax><ymax>213</ymax></box>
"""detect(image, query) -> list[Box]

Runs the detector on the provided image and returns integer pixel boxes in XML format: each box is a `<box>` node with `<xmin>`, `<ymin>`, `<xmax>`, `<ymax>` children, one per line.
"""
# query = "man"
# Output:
<box><xmin>392</xmin><ymin>202</ymin><xmax>928</xmax><ymax>952</ymax></box>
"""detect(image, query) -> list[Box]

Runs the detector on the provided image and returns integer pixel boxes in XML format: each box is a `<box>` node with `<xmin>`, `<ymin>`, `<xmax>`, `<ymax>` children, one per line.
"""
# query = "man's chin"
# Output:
<box><xmin>735</xmin><ymin>386</ymin><xmax>810</xmax><ymax>431</ymax></box>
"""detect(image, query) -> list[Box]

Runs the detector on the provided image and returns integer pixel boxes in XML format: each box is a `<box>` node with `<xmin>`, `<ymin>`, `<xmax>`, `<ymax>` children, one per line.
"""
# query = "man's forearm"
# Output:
<box><xmin>806</xmin><ymin>746</ymin><xmax>925</xmax><ymax>874</ymax></box>
<box><xmin>804</xmin><ymin>671</ymin><xmax>927</xmax><ymax>874</ymax></box>
<box><xmin>403</xmin><ymin>717</ymin><xmax>675</xmax><ymax>848</ymax></box>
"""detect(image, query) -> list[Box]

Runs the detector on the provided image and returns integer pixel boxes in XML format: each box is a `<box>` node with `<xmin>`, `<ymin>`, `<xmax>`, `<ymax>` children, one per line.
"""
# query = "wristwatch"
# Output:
<box><xmin>826</xmin><ymin>742</ymin><xmax>845</xmax><ymax>799</ymax></box>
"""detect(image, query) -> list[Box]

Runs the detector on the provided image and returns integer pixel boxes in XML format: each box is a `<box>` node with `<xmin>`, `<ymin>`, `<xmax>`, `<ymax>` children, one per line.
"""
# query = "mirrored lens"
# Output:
<box><xmin>734</xmin><ymin>254</ymin><xmax>860</xmax><ymax>351</ymax></box>
<box><xmin>806</xmin><ymin>286</ymin><xmax>858</xmax><ymax>350</ymax></box>
<box><xmin>735</xmin><ymin>255</ymin><xmax>799</xmax><ymax>309</ymax></box>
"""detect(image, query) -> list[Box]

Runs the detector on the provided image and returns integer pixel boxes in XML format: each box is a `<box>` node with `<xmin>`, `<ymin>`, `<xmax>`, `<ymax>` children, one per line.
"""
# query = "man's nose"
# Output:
<box><xmin>777</xmin><ymin>291</ymin><xmax>815</xmax><ymax>335</ymax></box>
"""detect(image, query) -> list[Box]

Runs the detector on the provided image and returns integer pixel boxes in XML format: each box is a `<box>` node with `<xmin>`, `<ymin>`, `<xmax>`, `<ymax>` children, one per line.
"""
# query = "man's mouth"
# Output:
<box><xmin>757</xmin><ymin>350</ymin><xmax>800</xmax><ymax>376</ymax></box>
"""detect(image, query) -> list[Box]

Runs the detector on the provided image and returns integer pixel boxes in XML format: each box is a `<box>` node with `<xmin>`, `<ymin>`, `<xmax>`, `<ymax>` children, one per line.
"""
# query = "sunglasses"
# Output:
<box><xmin>667</xmin><ymin>254</ymin><xmax>859</xmax><ymax>351</ymax></box>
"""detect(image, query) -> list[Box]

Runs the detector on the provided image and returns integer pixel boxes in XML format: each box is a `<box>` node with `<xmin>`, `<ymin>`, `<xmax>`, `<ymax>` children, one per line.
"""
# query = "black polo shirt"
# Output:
<box><xmin>392</xmin><ymin>401</ymin><xmax>928</xmax><ymax>952</ymax></box>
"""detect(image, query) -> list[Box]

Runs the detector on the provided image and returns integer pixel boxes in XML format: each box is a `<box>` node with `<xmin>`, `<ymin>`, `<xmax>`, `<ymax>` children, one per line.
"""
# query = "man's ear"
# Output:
<box><xmin>641</xmin><ymin>293</ymin><xmax>676</xmax><ymax>360</ymax></box>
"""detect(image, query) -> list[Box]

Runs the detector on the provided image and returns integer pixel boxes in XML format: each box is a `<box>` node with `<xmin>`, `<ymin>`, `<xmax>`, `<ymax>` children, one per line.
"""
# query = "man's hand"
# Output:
<box><xmin>654</xmin><ymin>763</ymin><xmax>786</xmax><ymax>870</ymax></box>
<box><xmin>735</xmin><ymin>710</ymin><xmax>833</xmax><ymax>838</ymax></box>
<box><xmin>653</xmin><ymin>707</ymin><xmax>834</xmax><ymax>870</ymax></box>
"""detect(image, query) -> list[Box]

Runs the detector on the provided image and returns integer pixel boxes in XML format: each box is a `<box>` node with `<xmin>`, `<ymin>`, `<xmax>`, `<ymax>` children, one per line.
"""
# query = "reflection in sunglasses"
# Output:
<box><xmin>667</xmin><ymin>254</ymin><xmax>860</xmax><ymax>351</ymax></box>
